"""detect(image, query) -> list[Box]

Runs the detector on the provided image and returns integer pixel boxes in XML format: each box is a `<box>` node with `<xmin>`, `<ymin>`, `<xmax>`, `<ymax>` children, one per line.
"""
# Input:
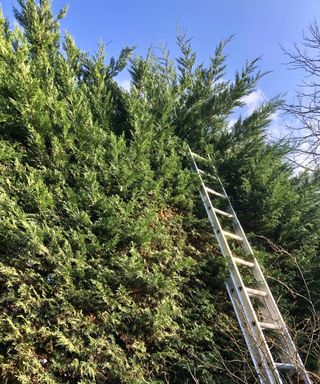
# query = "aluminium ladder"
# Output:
<box><xmin>189</xmin><ymin>147</ymin><xmax>313</xmax><ymax>384</ymax></box>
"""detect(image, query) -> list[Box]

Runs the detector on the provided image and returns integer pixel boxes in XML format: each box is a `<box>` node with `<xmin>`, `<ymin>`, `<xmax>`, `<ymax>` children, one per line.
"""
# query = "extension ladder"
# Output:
<box><xmin>189</xmin><ymin>147</ymin><xmax>313</xmax><ymax>384</ymax></box>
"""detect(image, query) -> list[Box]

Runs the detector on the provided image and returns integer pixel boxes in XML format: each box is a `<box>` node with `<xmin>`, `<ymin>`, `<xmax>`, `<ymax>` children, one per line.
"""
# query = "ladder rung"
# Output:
<box><xmin>198</xmin><ymin>169</ymin><xmax>217</xmax><ymax>180</ymax></box>
<box><xmin>232</xmin><ymin>257</ymin><xmax>254</xmax><ymax>267</ymax></box>
<box><xmin>205</xmin><ymin>186</ymin><xmax>227</xmax><ymax>199</ymax></box>
<box><xmin>245</xmin><ymin>287</ymin><xmax>267</xmax><ymax>297</ymax></box>
<box><xmin>259</xmin><ymin>322</ymin><xmax>279</xmax><ymax>330</ymax></box>
<box><xmin>223</xmin><ymin>231</ymin><xmax>243</xmax><ymax>241</ymax></box>
<box><xmin>190</xmin><ymin>151</ymin><xmax>208</xmax><ymax>162</ymax></box>
<box><xmin>275</xmin><ymin>363</ymin><xmax>296</xmax><ymax>372</ymax></box>
<box><xmin>213</xmin><ymin>208</ymin><xmax>233</xmax><ymax>218</ymax></box>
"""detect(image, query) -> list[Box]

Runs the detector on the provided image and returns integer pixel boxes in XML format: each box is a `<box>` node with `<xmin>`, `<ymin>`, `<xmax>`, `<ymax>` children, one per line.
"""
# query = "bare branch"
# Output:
<box><xmin>283</xmin><ymin>21</ymin><xmax>320</xmax><ymax>167</ymax></box>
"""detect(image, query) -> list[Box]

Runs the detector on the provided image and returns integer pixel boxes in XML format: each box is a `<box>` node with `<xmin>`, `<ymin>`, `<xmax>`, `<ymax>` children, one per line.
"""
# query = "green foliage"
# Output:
<box><xmin>0</xmin><ymin>1</ymin><xmax>319</xmax><ymax>383</ymax></box>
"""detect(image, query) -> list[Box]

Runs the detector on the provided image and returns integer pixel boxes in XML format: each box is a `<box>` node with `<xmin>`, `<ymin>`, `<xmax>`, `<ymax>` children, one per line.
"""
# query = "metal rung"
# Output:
<box><xmin>259</xmin><ymin>322</ymin><xmax>279</xmax><ymax>330</ymax></box>
<box><xmin>190</xmin><ymin>151</ymin><xmax>208</xmax><ymax>162</ymax></box>
<box><xmin>205</xmin><ymin>186</ymin><xmax>227</xmax><ymax>199</ymax></box>
<box><xmin>232</xmin><ymin>257</ymin><xmax>254</xmax><ymax>267</ymax></box>
<box><xmin>198</xmin><ymin>169</ymin><xmax>217</xmax><ymax>180</ymax></box>
<box><xmin>275</xmin><ymin>363</ymin><xmax>296</xmax><ymax>372</ymax></box>
<box><xmin>213</xmin><ymin>207</ymin><xmax>233</xmax><ymax>218</ymax></box>
<box><xmin>245</xmin><ymin>287</ymin><xmax>267</xmax><ymax>297</ymax></box>
<box><xmin>223</xmin><ymin>231</ymin><xmax>243</xmax><ymax>241</ymax></box>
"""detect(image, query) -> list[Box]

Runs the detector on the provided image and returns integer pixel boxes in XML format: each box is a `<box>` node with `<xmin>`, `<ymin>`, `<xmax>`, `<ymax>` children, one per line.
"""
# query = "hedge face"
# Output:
<box><xmin>0</xmin><ymin>1</ymin><xmax>319</xmax><ymax>383</ymax></box>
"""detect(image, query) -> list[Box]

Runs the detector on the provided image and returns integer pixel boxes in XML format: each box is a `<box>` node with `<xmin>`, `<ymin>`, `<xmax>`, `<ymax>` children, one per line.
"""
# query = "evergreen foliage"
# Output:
<box><xmin>0</xmin><ymin>1</ymin><xmax>319</xmax><ymax>383</ymax></box>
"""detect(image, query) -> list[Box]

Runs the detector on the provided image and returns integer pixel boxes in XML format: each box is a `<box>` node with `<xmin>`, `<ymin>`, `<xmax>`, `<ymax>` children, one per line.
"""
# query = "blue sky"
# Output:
<box><xmin>1</xmin><ymin>0</ymin><xmax>320</xmax><ymax>135</ymax></box>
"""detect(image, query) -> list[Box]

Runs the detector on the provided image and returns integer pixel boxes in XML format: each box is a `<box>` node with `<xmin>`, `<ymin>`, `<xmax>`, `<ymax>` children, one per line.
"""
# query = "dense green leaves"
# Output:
<box><xmin>0</xmin><ymin>1</ymin><xmax>319</xmax><ymax>383</ymax></box>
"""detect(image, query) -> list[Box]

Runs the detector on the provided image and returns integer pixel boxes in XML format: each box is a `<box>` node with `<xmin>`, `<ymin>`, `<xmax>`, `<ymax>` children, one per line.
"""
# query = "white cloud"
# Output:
<box><xmin>241</xmin><ymin>89</ymin><xmax>289</xmax><ymax>139</ymax></box>
<box><xmin>227</xmin><ymin>117</ymin><xmax>237</xmax><ymax>131</ymax></box>
<box><xmin>117</xmin><ymin>78</ymin><xmax>131</xmax><ymax>91</ymax></box>
<box><xmin>268</xmin><ymin>111</ymin><xmax>283</xmax><ymax>139</ymax></box>
<box><xmin>227</xmin><ymin>89</ymin><xmax>266</xmax><ymax>129</ymax></box>
<box><xmin>227</xmin><ymin>89</ymin><xmax>288</xmax><ymax>140</ymax></box>
<box><xmin>241</xmin><ymin>89</ymin><xmax>266</xmax><ymax>115</ymax></box>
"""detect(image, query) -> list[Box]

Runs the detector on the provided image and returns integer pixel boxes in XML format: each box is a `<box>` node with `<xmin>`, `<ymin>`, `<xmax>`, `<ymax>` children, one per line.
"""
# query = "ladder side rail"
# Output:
<box><xmin>222</xmin><ymin>188</ymin><xmax>310</xmax><ymax>373</ymax></box>
<box><xmin>228</xmin><ymin>202</ymin><xmax>312</xmax><ymax>383</ymax></box>
<box><xmin>200</xmin><ymin>190</ymin><xmax>283</xmax><ymax>384</ymax></box>
<box><xmin>189</xmin><ymin>149</ymin><xmax>232</xmax><ymax>262</ymax></box>
<box><xmin>227</xmin><ymin>204</ymin><xmax>255</xmax><ymax>256</ymax></box>
<box><xmin>219</xmin><ymin>190</ymin><xmax>284</xmax><ymax>339</ymax></box>
<box><xmin>226</xmin><ymin>279</ymin><xmax>279</xmax><ymax>384</ymax></box>
<box><xmin>223</xmin><ymin>205</ymin><xmax>280</xmax><ymax>326</ymax></box>
<box><xmin>188</xmin><ymin>146</ymin><xmax>211</xmax><ymax>184</ymax></box>
<box><xmin>207</xmin><ymin>181</ymin><xmax>287</xmax><ymax>353</ymax></box>
<box><xmin>252</xmin><ymin>260</ymin><xmax>296</xmax><ymax>329</ymax></box>
<box><xmin>204</xmin><ymin>154</ymin><xmax>255</xmax><ymax>258</ymax></box>
<box><xmin>252</xmin><ymin>261</ymin><xmax>313</xmax><ymax>384</ymax></box>
<box><xmin>225</xmin><ymin>203</ymin><xmax>312</xmax><ymax>383</ymax></box>
<box><xmin>200</xmin><ymin>191</ymin><xmax>233</xmax><ymax>257</ymax></box>
<box><xmin>228</xmin><ymin>264</ymin><xmax>283</xmax><ymax>384</ymax></box>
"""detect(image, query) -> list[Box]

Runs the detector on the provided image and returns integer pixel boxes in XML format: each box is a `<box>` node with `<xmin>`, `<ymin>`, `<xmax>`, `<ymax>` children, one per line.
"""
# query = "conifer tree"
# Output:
<box><xmin>0</xmin><ymin>1</ymin><xmax>318</xmax><ymax>383</ymax></box>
